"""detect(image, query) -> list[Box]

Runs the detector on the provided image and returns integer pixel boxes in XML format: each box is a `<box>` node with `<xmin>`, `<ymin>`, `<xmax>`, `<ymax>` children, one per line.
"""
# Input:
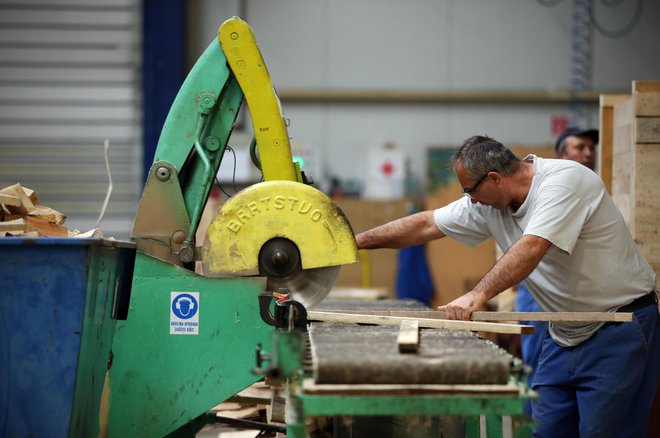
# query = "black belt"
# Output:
<box><xmin>617</xmin><ymin>291</ymin><xmax>658</xmax><ymax>313</ymax></box>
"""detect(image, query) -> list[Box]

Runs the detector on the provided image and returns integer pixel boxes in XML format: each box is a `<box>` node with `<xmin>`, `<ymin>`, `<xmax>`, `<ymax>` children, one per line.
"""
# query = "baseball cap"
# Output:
<box><xmin>555</xmin><ymin>127</ymin><xmax>599</xmax><ymax>152</ymax></box>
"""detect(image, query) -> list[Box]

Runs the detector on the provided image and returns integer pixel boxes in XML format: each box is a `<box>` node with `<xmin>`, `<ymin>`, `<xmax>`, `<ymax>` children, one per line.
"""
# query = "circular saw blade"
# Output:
<box><xmin>267</xmin><ymin>265</ymin><xmax>340</xmax><ymax>308</ymax></box>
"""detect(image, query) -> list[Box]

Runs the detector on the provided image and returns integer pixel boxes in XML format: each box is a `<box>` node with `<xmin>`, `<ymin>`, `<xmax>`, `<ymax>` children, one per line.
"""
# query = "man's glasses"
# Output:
<box><xmin>461</xmin><ymin>170</ymin><xmax>493</xmax><ymax>199</ymax></box>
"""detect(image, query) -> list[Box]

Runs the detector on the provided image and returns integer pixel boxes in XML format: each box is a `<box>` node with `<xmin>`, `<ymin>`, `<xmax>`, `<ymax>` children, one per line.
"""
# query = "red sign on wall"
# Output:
<box><xmin>551</xmin><ymin>115</ymin><xmax>568</xmax><ymax>137</ymax></box>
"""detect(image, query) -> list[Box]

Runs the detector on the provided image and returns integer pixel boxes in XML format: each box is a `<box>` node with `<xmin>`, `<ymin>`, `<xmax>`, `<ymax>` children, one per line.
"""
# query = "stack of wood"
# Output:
<box><xmin>0</xmin><ymin>183</ymin><xmax>102</xmax><ymax>238</ymax></box>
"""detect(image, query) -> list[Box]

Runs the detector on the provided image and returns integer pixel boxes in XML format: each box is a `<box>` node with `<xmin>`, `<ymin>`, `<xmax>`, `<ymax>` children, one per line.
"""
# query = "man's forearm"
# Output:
<box><xmin>355</xmin><ymin>211</ymin><xmax>445</xmax><ymax>249</ymax></box>
<box><xmin>473</xmin><ymin>234</ymin><xmax>551</xmax><ymax>301</ymax></box>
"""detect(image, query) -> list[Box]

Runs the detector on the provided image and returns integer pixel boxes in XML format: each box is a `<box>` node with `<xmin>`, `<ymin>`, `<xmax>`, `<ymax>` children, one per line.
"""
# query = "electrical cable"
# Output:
<box><xmin>249</xmin><ymin>136</ymin><xmax>262</xmax><ymax>171</ymax></box>
<box><xmin>215</xmin><ymin>145</ymin><xmax>238</xmax><ymax>198</ymax></box>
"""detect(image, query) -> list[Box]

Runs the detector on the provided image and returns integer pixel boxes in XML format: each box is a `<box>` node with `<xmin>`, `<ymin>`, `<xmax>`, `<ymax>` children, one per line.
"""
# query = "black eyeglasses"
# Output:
<box><xmin>461</xmin><ymin>170</ymin><xmax>493</xmax><ymax>198</ymax></box>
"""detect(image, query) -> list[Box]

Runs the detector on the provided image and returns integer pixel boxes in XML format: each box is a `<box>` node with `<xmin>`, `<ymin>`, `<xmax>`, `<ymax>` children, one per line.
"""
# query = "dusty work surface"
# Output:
<box><xmin>308</xmin><ymin>323</ymin><xmax>513</xmax><ymax>385</ymax></box>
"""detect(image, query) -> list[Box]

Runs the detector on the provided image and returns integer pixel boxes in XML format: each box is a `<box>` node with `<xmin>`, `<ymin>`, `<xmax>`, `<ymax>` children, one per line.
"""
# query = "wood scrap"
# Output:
<box><xmin>0</xmin><ymin>193</ymin><xmax>21</xmax><ymax>207</ymax></box>
<box><xmin>0</xmin><ymin>183</ymin><xmax>84</xmax><ymax>238</ymax></box>
<box><xmin>267</xmin><ymin>391</ymin><xmax>286</xmax><ymax>424</ymax></box>
<box><xmin>1</xmin><ymin>183</ymin><xmax>36</xmax><ymax>215</ymax></box>
<box><xmin>307</xmin><ymin>311</ymin><xmax>534</xmax><ymax>335</ymax></box>
<box><xmin>227</xmin><ymin>381</ymin><xmax>273</xmax><ymax>405</ymax></box>
<box><xmin>26</xmin><ymin>216</ymin><xmax>68</xmax><ymax>237</ymax></box>
<box><xmin>320</xmin><ymin>309</ymin><xmax>633</xmax><ymax>323</ymax></box>
<box><xmin>397</xmin><ymin>319</ymin><xmax>419</xmax><ymax>353</ymax></box>
<box><xmin>0</xmin><ymin>218</ymin><xmax>27</xmax><ymax>232</ymax></box>
<box><xmin>28</xmin><ymin>205</ymin><xmax>66</xmax><ymax>225</ymax></box>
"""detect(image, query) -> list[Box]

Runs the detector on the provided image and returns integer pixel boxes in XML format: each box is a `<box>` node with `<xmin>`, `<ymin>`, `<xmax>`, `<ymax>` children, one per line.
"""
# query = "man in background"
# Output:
<box><xmin>555</xmin><ymin>126</ymin><xmax>598</xmax><ymax>170</ymax></box>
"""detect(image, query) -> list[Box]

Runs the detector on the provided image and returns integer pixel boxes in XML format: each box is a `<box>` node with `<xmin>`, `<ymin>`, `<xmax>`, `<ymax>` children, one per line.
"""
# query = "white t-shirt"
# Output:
<box><xmin>434</xmin><ymin>155</ymin><xmax>656</xmax><ymax>347</ymax></box>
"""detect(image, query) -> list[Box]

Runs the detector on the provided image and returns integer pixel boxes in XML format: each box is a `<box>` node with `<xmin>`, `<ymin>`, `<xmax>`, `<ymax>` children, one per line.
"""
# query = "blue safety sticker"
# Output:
<box><xmin>170</xmin><ymin>292</ymin><xmax>200</xmax><ymax>335</ymax></box>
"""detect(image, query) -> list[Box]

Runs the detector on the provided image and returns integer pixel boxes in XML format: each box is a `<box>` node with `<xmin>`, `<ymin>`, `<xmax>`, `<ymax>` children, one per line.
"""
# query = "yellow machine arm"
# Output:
<box><xmin>219</xmin><ymin>17</ymin><xmax>300</xmax><ymax>182</ymax></box>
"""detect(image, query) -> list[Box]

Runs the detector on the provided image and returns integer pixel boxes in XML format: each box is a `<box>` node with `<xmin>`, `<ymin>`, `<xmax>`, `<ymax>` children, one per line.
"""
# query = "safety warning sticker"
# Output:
<box><xmin>170</xmin><ymin>292</ymin><xmax>200</xmax><ymax>335</ymax></box>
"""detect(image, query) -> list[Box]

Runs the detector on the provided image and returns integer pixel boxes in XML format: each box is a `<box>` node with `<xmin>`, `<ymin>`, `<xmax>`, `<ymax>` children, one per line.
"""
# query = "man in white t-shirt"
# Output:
<box><xmin>515</xmin><ymin>126</ymin><xmax>600</xmax><ymax>414</ymax></box>
<box><xmin>356</xmin><ymin>135</ymin><xmax>659</xmax><ymax>437</ymax></box>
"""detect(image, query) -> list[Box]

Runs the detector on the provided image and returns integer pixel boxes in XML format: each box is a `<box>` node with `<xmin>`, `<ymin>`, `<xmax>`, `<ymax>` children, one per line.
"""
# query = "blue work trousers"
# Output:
<box><xmin>531</xmin><ymin>303</ymin><xmax>660</xmax><ymax>438</ymax></box>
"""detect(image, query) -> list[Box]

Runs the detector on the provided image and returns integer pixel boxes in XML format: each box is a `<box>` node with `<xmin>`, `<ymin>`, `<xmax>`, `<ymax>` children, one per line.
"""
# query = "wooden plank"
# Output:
<box><xmin>28</xmin><ymin>205</ymin><xmax>66</xmax><ymax>225</ymax></box>
<box><xmin>599</xmin><ymin>101</ymin><xmax>614</xmax><ymax>193</ymax></box>
<box><xmin>469</xmin><ymin>311</ymin><xmax>631</xmax><ymax>322</ymax></box>
<box><xmin>612</xmin><ymin>149</ymin><xmax>632</xmax><ymax>179</ymax></box>
<box><xmin>0</xmin><ymin>218</ymin><xmax>27</xmax><ymax>232</ymax></box>
<box><xmin>26</xmin><ymin>216</ymin><xmax>68</xmax><ymax>237</ymax></box>
<box><xmin>633</xmin><ymin>144</ymin><xmax>660</xmax><ymax>245</ymax></box>
<box><xmin>397</xmin><ymin>319</ymin><xmax>419</xmax><ymax>353</ymax></box>
<box><xmin>612</xmin><ymin>98</ymin><xmax>634</xmax><ymax>230</ymax></box>
<box><xmin>614</xmin><ymin>98</ymin><xmax>634</xmax><ymax>128</ymax></box>
<box><xmin>318</xmin><ymin>309</ymin><xmax>632</xmax><ymax>322</ymax></box>
<box><xmin>302</xmin><ymin>378</ymin><xmax>521</xmax><ymax>395</ymax></box>
<box><xmin>635</xmin><ymin>117</ymin><xmax>660</xmax><ymax>143</ymax></box>
<box><xmin>307</xmin><ymin>311</ymin><xmax>534</xmax><ymax>335</ymax></box>
<box><xmin>599</xmin><ymin>94</ymin><xmax>629</xmax><ymax>193</ymax></box>
<box><xmin>634</xmin><ymin>92</ymin><xmax>660</xmax><ymax>117</ymax></box>
<box><xmin>0</xmin><ymin>193</ymin><xmax>21</xmax><ymax>207</ymax></box>
<box><xmin>633</xmin><ymin>81</ymin><xmax>660</xmax><ymax>93</ymax></box>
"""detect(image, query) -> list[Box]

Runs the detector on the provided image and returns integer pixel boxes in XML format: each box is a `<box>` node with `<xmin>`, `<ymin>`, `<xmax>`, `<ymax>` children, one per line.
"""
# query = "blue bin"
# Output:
<box><xmin>0</xmin><ymin>238</ymin><xmax>135</xmax><ymax>438</ymax></box>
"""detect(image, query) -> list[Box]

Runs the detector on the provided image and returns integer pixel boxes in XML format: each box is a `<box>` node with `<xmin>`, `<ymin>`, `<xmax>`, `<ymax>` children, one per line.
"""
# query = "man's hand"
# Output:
<box><xmin>437</xmin><ymin>290</ymin><xmax>487</xmax><ymax>320</ymax></box>
<box><xmin>437</xmin><ymin>234</ymin><xmax>551</xmax><ymax>320</ymax></box>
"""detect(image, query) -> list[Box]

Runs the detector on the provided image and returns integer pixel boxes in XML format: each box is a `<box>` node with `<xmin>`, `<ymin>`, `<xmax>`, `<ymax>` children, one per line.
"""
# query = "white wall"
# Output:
<box><xmin>187</xmin><ymin>0</ymin><xmax>660</xmax><ymax>191</ymax></box>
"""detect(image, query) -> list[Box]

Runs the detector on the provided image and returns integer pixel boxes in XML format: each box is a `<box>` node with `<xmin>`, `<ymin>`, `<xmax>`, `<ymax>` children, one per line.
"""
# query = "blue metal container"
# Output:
<box><xmin>0</xmin><ymin>238</ymin><xmax>135</xmax><ymax>438</ymax></box>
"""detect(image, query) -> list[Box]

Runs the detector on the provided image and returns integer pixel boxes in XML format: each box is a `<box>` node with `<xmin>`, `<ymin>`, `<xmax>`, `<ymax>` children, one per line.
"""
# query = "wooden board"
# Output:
<box><xmin>0</xmin><ymin>218</ymin><xmax>27</xmax><ymax>232</ymax></box>
<box><xmin>633</xmin><ymin>80</ymin><xmax>660</xmax><ymax>93</ymax></box>
<box><xmin>307</xmin><ymin>311</ymin><xmax>534</xmax><ymax>335</ymax></box>
<box><xmin>397</xmin><ymin>319</ymin><xmax>419</xmax><ymax>353</ymax></box>
<box><xmin>318</xmin><ymin>309</ymin><xmax>633</xmax><ymax>322</ymax></box>
<box><xmin>302</xmin><ymin>378</ymin><xmax>521</xmax><ymax>395</ymax></box>
<box><xmin>25</xmin><ymin>216</ymin><xmax>68</xmax><ymax>237</ymax></box>
<box><xmin>635</xmin><ymin>117</ymin><xmax>660</xmax><ymax>143</ymax></box>
<box><xmin>634</xmin><ymin>92</ymin><xmax>660</xmax><ymax>117</ymax></box>
<box><xmin>599</xmin><ymin>94</ymin><xmax>630</xmax><ymax>194</ymax></box>
<box><xmin>0</xmin><ymin>193</ymin><xmax>21</xmax><ymax>207</ymax></box>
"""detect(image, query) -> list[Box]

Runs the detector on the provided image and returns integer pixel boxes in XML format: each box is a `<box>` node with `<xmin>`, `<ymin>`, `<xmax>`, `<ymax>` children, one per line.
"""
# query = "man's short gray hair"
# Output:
<box><xmin>452</xmin><ymin>135</ymin><xmax>521</xmax><ymax>179</ymax></box>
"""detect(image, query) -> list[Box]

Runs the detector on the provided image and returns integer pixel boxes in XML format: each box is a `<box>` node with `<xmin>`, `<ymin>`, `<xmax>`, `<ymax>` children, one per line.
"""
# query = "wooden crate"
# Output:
<box><xmin>606</xmin><ymin>80</ymin><xmax>660</xmax><ymax>280</ymax></box>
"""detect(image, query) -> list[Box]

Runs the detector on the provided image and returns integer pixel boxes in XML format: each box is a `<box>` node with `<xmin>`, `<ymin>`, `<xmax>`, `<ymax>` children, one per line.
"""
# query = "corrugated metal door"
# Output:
<box><xmin>0</xmin><ymin>0</ymin><xmax>142</xmax><ymax>239</ymax></box>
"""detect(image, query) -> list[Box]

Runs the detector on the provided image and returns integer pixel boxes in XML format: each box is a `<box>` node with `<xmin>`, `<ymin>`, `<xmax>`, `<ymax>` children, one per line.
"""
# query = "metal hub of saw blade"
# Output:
<box><xmin>259</xmin><ymin>238</ymin><xmax>338</xmax><ymax>308</ymax></box>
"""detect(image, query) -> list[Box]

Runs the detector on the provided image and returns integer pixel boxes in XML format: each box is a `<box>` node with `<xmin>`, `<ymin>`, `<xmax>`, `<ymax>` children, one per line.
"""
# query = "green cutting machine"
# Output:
<box><xmin>104</xmin><ymin>17</ymin><xmax>533</xmax><ymax>437</ymax></box>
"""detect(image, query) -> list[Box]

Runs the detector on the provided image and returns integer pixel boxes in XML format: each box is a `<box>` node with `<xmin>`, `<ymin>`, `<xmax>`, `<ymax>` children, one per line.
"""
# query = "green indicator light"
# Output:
<box><xmin>293</xmin><ymin>156</ymin><xmax>305</xmax><ymax>168</ymax></box>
